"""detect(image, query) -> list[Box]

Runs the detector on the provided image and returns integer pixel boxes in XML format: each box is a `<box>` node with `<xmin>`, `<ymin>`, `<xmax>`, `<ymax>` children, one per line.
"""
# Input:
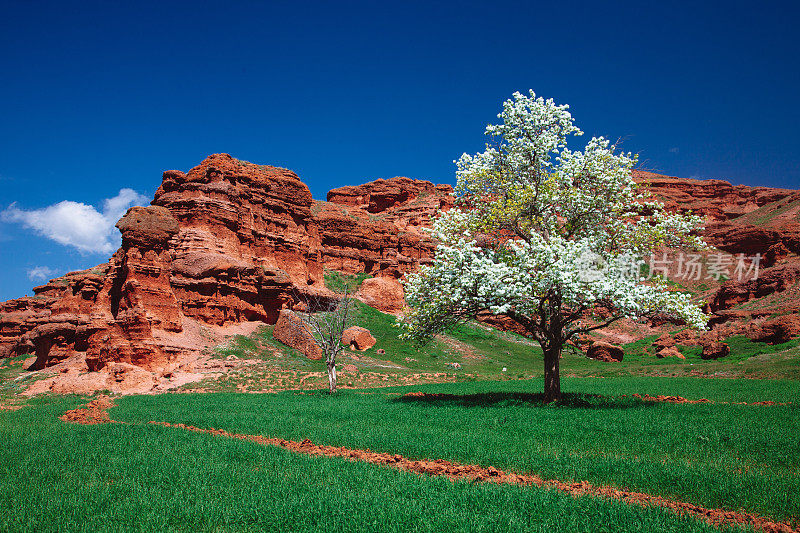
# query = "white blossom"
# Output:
<box><xmin>400</xmin><ymin>90</ymin><xmax>709</xmax><ymax>349</ymax></box>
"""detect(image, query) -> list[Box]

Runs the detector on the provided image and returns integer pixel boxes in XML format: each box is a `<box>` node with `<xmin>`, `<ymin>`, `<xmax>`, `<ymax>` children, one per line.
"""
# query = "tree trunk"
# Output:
<box><xmin>543</xmin><ymin>345</ymin><xmax>561</xmax><ymax>403</ymax></box>
<box><xmin>327</xmin><ymin>361</ymin><xmax>337</xmax><ymax>394</ymax></box>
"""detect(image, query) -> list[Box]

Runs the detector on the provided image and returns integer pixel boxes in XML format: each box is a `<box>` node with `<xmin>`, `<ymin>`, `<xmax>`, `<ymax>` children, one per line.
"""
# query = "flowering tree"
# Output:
<box><xmin>400</xmin><ymin>90</ymin><xmax>708</xmax><ymax>403</ymax></box>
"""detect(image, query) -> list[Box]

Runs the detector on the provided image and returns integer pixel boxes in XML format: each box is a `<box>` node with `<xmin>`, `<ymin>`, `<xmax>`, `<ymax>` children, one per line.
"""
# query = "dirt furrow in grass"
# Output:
<box><xmin>150</xmin><ymin>420</ymin><xmax>796</xmax><ymax>533</ymax></box>
<box><xmin>59</xmin><ymin>398</ymin><xmax>797</xmax><ymax>533</ymax></box>
<box><xmin>59</xmin><ymin>396</ymin><xmax>117</xmax><ymax>424</ymax></box>
<box><xmin>623</xmin><ymin>393</ymin><xmax>792</xmax><ymax>406</ymax></box>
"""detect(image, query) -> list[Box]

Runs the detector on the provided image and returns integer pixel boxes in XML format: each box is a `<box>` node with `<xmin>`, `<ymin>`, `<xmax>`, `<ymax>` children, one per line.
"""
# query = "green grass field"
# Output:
<box><xmin>1</xmin><ymin>377</ymin><xmax>798</xmax><ymax>532</ymax></box>
<box><xmin>2</xmin><ymin>272</ymin><xmax>799</xmax><ymax>531</ymax></box>
<box><xmin>117</xmin><ymin>378</ymin><xmax>800</xmax><ymax>522</ymax></box>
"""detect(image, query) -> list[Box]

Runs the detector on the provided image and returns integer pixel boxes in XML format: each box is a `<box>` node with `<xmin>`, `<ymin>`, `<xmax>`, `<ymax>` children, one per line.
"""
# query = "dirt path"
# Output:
<box><xmin>624</xmin><ymin>393</ymin><xmax>793</xmax><ymax>406</ymax></box>
<box><xmin>59</xmin><ymin>396</ymin><xmax>117</xmax><ymax>424</ymax></box>
<box><xmin>151</xmin><ymin>421</ymin><xmax>796</xmax><ymax>533</ymax></box>
<box><xmin>59</xmin><ymin>398</ymin><xmax>797</xmax><ymax>533</ymax></box>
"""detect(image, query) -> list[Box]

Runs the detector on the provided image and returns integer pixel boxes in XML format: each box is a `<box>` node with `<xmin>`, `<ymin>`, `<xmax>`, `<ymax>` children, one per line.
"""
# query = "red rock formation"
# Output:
<box><xmin>0</xmin><ymin>154</ymin><xmax>455</xmax><ymax>379</ymax></box>
<box><xmin>634</xmin><ymin>171</ymin><xmax>795</xmax><ymax>221</ymax></box>
<box><xmin>342</xmin><ymin>326</ymin><xmax>376</xmax><ymax>351</ymax></box>
<box><xmin>586</xmin><ymin>341</ymin><xmax>624</xmax><ymax>362</ymax></box>
<box><xmin>319</xmin><ymin>177</ymin><xmax>453</xmax><ymax>277</ymax></box>
<box><xmin>83</xmin><ymin>205</ymin><xmax>182</xmax><ymax>371</ymax></box>
<box><xmin>272</xmin><ymin>309</ymin><xmax>323</xmax><ymax>360</ymax></box>
<box><xmin>327</xmin><ymin>176</ymin><xmax>453</xmax><ymax>218</ymax></box>
<box><xmin>1</xmin><ymin>266</ymin><xmax>107</xmax><ymax>363</ymax></box>
<box><xmin>641</xmin><ymin>171</ymin><xmax>800</xmax><ymax>342</ymax></box>
<box><xmin>5</xmin><ymin>158</ymin><xmax>800</xmax><ymax>385</ymax></box>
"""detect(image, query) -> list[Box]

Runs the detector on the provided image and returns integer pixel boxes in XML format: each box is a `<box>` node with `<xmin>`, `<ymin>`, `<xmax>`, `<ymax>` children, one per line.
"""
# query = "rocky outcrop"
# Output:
<box><xmin>83</xmin><ymin>205</ymin><xmax>182</xmax><ymax>371</ymax></box>
<box><xmin>355</xmin><ymin>276</ymin><xmax>406</xmax><ymax>314</ymax></box>
<box><xmin>0</xmin><ymin>155</ymin><xmax>454</xmax><ymax>381</ymax></box>
<box><xmin>327</xmin><ymin>176</ymin><xmax>453</xmax><ymax>219</ymax></box>
<box><xmin>586</xmin><ymin>341</ymin><xmax>624</xmax><ymax>362</ymax></box>
<box><xmin>0</xmin><ymin>266</ymin><xmax>107</xmax><ymax>362</ymax></box>
<box><xmin>4</xmin><ymin>158</ymin><xmax>800</xmax><ymax>386</ymax></box>
<box><xmin>642</xmin><ymin>172</ymin><xmax>800</xmax><ymax>345</ymax></box>
<box><xmin>272</xmin><ymin>309</ymin><xmax>323</xmax><ymax>360</ymax></box>
<box><xmin>635</xmin><ymin>171</ymin><xmax>795</xmax><ymax>221</ymax></box>
<box><xmin>709</xmin><ymin>262</ymin><xmax>800</xmax><ymax>313</ymax></box>
<box><xmin>747</xmin><ymin>315</ymin><xmax>800</xmax><ymax>345</ymax></box>
<box><xmin>342</xmin><ymin>326</ymin><xmax>376</xmax><ymax>351</ymax></box>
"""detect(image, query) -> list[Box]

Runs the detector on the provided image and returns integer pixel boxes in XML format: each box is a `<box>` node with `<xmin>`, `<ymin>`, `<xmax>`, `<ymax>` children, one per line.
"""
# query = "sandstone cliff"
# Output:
<box><xmin>2</xmin><ymin>158</ymin><xmax>799</xmax><ymax>389</ymax></box>
<box><xmin>0</xmin><ymin>154</ymin><xmax>453</xmax><ymax>377</ymax></box>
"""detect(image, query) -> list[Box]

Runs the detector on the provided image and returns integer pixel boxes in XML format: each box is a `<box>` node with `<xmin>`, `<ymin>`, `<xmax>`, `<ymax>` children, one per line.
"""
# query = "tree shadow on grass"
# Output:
<box><xmin>393</xmin><ymin>392</ymin><xmax>657</xmax><ymax>410</ymax></box>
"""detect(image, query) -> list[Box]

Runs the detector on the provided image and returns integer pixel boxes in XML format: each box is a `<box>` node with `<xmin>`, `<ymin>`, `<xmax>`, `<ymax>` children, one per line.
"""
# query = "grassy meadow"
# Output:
<box><xmin>3</xmin><ymin>377</ymin><xmax>799</xmax><ymax>532</ymax></box>
<box><xmin>1</xmin><ymin>272</ymin><xmax>799</xmax><ymax>531</ymax></box>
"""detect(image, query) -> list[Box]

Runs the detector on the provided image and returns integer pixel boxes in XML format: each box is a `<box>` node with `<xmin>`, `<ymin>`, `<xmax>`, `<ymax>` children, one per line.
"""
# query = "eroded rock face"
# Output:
<box><xmin>342</xmin><ymin>326</ymin><xmax>376</xmax><ymax>351</ymax></box>
<box><xmin>84</xmin><ymin>205</ymin><xmax>182</xmax><ymax>371</ymax></box>
<box><xmin>635</xmin><ymin>171</ymin><xmax>796</xmax><ymax>221</ymax></box>
<box><xmin>4</xmin><ymin>159</ymin><xmax>800</xmax><ymax>385</ymax></box>
<box><xmin>320</xmin><ymin>177</ymin><xmax>453</xmax><ymax>277</ymax></box>
<box><xmin>356</xmin><ymin>276</ymin><xmax>406</xmax><ymax>314</ymax></box>
<box><xmin>1</xmin><ymin>155</ymin><xmax>454</xmax><ymax>378</ymax></box>
<box><xmin>272</xmin><ymin>309</ymin><xmax>323</xmax><ymax>360</ymax></box>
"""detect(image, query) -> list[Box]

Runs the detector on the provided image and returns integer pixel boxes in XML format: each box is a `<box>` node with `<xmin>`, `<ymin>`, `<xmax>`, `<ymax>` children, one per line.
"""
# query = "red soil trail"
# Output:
<box><xmin>59</xmin><ymin>395</ymin><xmax>116</xmax><ymax>425</ymax></box>
<box><xmin>626</xmin><ymin>394</ymin><xmax>793</xmax><ymax>406</ymax></box>
<box><xmin>58</xmin><ymin>397</ymin><xmax>797</xmax><ymax>532</ymax></box>
<box><xmin>151</xmin><ymin>420</ymin><xmax>797</xmax><ymax>533</ymax></box>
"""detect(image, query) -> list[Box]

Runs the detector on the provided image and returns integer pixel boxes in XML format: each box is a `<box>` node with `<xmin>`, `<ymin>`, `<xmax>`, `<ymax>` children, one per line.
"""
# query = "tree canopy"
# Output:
<box><xmin>400</xmin><ymin>90</ymin><xmax>708</xmax><ymax>402</ymax></box>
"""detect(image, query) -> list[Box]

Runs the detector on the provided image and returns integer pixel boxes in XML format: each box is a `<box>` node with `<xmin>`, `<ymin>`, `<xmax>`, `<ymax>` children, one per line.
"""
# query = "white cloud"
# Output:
<box><xmin>27</xmin><ymin>266</ymin><xmax>59</xmax><ymax>282</ymax></box>
<box><xmin>1</xmin><ymin>188</ymin><xmax>150</xmax><ymax>254</ymax></box>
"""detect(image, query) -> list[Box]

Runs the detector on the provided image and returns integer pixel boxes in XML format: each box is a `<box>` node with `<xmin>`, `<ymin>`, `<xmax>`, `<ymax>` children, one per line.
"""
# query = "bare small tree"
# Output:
<box><xmin>292</xmin><ymin>287</ymin><xmax>355</xmax><ymax>393</ymax></box>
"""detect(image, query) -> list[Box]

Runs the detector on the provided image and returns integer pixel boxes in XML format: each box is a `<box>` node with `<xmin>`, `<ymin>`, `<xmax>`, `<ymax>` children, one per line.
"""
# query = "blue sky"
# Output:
<box><xmin>1</xmin><ymin>0</ymin><xmax>798</xmax><ymax>300</ymax></box>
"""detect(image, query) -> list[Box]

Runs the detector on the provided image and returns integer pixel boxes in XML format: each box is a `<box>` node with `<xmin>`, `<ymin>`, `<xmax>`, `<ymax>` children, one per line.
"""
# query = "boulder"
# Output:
<box><xmin>342</xmin><ymin>326</ymin><xmax>376</xmax><ymax>351</ymax></box>
<box><xmin>652</xmin><ymin>333</ymin><xmax>676</xmax><ymax>351</ymax></box>
<box><xmin>106</xmin><ymin>362</ymin><xmax>157</xmax><ymax>394</ymax></box>
<box><xmin>674</xmin><ymin>329</ymin><xmax>698</xmax><ymax>345</ymax></box>
<box><xmin>356</xmin><ymin>276</ymin><xmax>405</xmax><ymax>313</ymax></box>
<box><xmin>747</xmin><ymin>315</ymin><xmax>800</xmax><ymax>345</ymax></box>
<box><xmin>701</xmin><ymin>342</ymin><xmax>730</xmax><ymax>360</ymax></box>
<box><xmin>272</xmin><ymin>310</ymin><xmax>323</xmax><ymax>360</ymax></box>
<box><xmin>656</xmin><ymin>346</ymin><xmax>686</xmax><ymax>359</ymax></box>
<box><xmin>116</xmin><ymin>205</ymin><xmax>179</xmax><ymax>248</ymax></box>
<box><xmin>586</xmin><ymin>341</ymin><xmax>624</xmax><ymax>362</ymax></box>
